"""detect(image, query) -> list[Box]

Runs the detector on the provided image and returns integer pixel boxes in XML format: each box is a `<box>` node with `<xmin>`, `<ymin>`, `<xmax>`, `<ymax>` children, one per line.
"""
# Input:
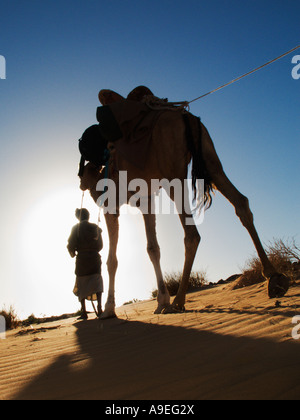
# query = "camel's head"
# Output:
<box><xmin>79</xmin><ymin>162</ymin><xmax>103</xmax><ymax>191</ymax></box>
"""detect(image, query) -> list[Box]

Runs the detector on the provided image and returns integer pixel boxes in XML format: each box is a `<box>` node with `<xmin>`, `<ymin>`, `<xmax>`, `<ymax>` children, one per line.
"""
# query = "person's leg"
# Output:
<box><xmin>80</xmin><ymin>299</ymin><xmax>88</xmax><ymax>319</ymax></box>
<box><xmin>97</xmin><ymin>292</ymin><xmax>102</xmax><ymax>317</ymax></box>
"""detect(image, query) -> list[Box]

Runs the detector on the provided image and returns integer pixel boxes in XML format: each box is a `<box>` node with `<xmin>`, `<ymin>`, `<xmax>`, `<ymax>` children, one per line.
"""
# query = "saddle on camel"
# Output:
<box><xmin>78</xmin><ymin>85</ymin><xmax>203</xmax><ymax>182</ymax></box>
<box><xmin>78</xmin><ymin>85</ymin><xmax>208</xmax><ymax>210</ymax></box>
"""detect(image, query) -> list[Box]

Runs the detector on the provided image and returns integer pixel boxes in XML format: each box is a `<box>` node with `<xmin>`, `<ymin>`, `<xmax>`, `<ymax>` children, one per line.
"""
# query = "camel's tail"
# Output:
<box><xmin>183</xmin><ymin>114</ymin><xmax>214</xmax><ymax>212</ymax></box>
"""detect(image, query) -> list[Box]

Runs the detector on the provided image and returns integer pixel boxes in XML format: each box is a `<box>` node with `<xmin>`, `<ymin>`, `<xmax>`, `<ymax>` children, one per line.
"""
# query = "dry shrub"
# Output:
<box><xmin>152</xmin><ymin>270</ymin><xmax>208</xmax><ymax>298</ymax></box>
<box><xmin>233</xmin><ymin>237</ymin><xmax>299</xmax><ymax>289</ymax></box>
<box><xmin>0</xmin><ymin>305</ymin><xmax>20</xmax><ymax>330</ymax></box>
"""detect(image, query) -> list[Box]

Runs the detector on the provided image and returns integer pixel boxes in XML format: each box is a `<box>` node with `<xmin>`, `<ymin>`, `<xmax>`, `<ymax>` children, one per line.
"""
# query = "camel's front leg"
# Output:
<box><xmin>100</xmin><ymin>213</ymin><xmax>119</xmax><ymax>319</ymax></box>
<box><xmin>142</xmin><ymin>213</ymin><xmax>170</xmax><ymax>313</ymax></box>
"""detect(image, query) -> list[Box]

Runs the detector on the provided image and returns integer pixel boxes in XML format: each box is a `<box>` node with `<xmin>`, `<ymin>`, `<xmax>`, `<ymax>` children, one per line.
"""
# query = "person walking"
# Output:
<box><xmin>67</xmin><ymin>208</ymin><xmax>103</xmax><ymax>319</ymax></box>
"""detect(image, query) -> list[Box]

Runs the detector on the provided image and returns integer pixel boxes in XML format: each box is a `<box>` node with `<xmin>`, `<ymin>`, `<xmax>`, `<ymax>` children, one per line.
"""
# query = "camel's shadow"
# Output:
<box><xmin>13</xmin><ymin>316</ymin><xmax>300</xmax><ymax>400</ymax></box>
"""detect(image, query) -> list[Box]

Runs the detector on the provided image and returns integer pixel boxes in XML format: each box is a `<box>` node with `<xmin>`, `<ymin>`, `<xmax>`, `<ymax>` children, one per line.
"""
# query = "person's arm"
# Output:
<box><xmin>96</xmin><ymin>227</ymin><xmax>103</xmax><ymax>252</ymax></box>
<box><xmin>67</xmin><ymin>225</ymin><xmax>78</xmax><ymax>258</ymax></box>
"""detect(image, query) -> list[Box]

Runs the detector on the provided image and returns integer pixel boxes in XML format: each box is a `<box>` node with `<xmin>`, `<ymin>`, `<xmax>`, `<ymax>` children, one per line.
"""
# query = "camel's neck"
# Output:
<box><xmin>88</xmin><ymin>173</ymin><xmax>121</xmax><ymax>213</ymax></box>
<box><xmin>86</xmin><ymin>169</ymin><xmax>106</xmax><ymax>204</ymax></box>
<box><xmin>89</xmin><ymin>186</ymin><xmax>101</xmax><ymax>204</ymax></box>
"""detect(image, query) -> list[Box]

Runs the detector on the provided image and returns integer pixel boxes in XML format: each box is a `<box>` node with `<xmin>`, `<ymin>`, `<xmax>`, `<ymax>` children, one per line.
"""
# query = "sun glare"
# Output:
<box><xmin>16</xmin><ymin>188</ymin><xmax>157</xmax><ymax>317</ymax></box>
<box><xmin>17</xmin><ymin>188</ymin><xmax>90</xmax><ymax>317</ymax></box>
<box><xmin>21</xmin><ymin>188</ymin><xmax>81</xmax><ymax>258</ymax></box>
<box><xmin>16</xmin><ymin>180</ymin><xmax>198</xmax><ymax>318</ymax></box>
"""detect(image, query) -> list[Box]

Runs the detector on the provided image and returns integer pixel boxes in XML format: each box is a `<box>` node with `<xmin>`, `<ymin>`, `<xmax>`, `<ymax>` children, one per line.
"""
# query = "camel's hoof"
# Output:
<box><xmin>268</xmin><ymin>273</ymin><xmax>290</xmax><ymax>299</ymax></box>
<box><xmin>162</xmin><ymin>304</ymin><xmax>185</xmax><ymax>314</ymax></box>
<box><xmin>154</xmin><ymin>303</ymin><xmax>170</xmax><ymax>314</ymax></box>
<box><xmin>154</xmin><ymin>307</ymin><xmax>163</xmax><ymax>314</ymax></box>
<box><xmin>99</xmin><ymin>310</ymin><xmax>117</xmax><ymax>320</ymax></box>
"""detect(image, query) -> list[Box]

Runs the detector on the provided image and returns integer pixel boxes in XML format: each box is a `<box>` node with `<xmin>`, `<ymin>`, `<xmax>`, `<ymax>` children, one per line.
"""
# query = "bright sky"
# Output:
<box><xmin>0</xmin><ymin>0</ymin><xmax>299</xmax><ymax>319</ymax></box>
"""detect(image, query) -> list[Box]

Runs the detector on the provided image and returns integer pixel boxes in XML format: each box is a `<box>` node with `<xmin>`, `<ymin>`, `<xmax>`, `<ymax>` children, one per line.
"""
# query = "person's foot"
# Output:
<box><xmin>97</xmin><ymin>307</ymin><xmax>103</xmax><ymax>318</ymax></box>
<box><xmin>78</xmin><ymin>311</ymin><xmax>88</xmax><ymax>320</ymax></box>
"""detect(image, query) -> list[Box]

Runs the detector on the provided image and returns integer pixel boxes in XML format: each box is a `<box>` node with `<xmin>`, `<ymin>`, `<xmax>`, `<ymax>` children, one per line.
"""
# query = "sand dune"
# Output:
<box><xmin>1</xmin><ymin>279</ymin><xmax>300</xmax><ymax>400</ymax></box>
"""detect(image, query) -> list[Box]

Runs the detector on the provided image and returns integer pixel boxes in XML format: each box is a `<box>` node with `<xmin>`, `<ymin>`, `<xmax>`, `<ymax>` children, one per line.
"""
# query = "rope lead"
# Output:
<box><xmin>187</xmin><ymin>44</ymin><xmax>300</xmax><ymax>105</ymax></box>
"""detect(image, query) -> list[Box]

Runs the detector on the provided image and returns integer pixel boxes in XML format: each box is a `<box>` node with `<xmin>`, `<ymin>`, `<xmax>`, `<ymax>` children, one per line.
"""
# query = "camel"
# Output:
<box><xmin>79</xmin><ymin>99</ymin><xmax>290</xmax><ymax>319</ymax></box>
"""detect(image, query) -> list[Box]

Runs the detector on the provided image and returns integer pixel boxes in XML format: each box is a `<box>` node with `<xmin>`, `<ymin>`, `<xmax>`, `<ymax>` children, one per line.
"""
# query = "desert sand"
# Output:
<box><xmin>1</xmin><ymin>278</ymin><xmax>300</xmax><ymax>400</ymax></box>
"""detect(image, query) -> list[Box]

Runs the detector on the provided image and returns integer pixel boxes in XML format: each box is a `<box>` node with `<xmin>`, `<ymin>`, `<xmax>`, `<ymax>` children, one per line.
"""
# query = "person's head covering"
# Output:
<box><xmin>75</xmin><ymin>208</ymin><xmax>90</xmax><ymax>222</ymax></box>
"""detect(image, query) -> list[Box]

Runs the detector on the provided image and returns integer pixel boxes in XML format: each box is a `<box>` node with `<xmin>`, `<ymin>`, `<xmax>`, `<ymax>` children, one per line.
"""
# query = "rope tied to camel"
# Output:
<box><xmin>143</xmin><ymin>95</ymin><xmax>190</xmax><ymax>112</ymax></box>
<box><xmin>144</xmin><ymin>45</ymin><xmax>300</xmax><ymax>111</ymax></box>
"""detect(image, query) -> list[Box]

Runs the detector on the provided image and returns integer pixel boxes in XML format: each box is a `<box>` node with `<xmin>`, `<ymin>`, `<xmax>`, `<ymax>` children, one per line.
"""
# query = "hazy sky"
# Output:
<box><xmin>0</xmin><ymin>0</ymin><xmax>299</xmax><ymax>318</ymax></box>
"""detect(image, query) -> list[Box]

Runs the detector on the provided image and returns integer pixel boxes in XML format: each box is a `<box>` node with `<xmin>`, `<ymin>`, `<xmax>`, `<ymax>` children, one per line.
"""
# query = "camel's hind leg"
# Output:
<box><xmin>164</xmin><ymin>182</ymin><xmax>201</xmax><ymax>312</ymax></box>
<box><xmin>202</xmin><ymin>125</ymin><xmax>290</xmax><ymax>298</ymax></box>
<box><xmin>215</xmin><ymin>173</ymin><xmax>289</xmax><ymax>297</ymax></box>
<box><xmin>172</xmin><ymin>214</ymin><xmax>200</xmax><ymax>311</ymax></box>
<box><xmin>143</xmin><ymin>213</ymin><xmax>170</xmax><ymax>313</ymax></box>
